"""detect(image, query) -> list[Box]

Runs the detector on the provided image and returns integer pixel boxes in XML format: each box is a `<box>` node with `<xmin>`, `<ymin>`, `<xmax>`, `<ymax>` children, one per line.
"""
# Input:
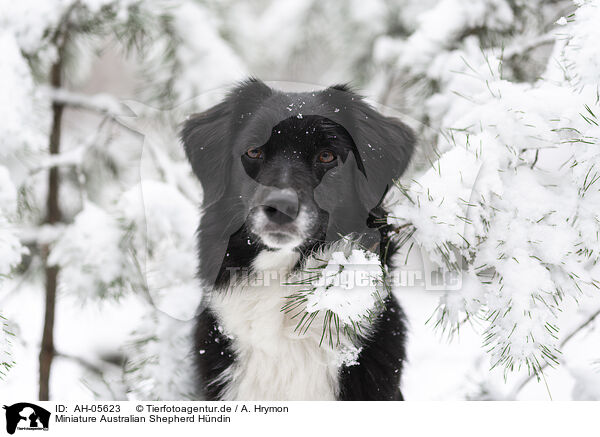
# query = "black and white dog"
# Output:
<box><xmin>182</xmin><ymin>79</ymin><xmax>414</xmax><ymax>400</ymax></box>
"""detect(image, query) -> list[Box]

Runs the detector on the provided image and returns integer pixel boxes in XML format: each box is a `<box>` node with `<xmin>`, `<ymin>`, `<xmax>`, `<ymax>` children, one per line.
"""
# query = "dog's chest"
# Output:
<box><xmin>208</xmin><ymin>250</ymin><xmax>342</xmax><ymax>400</ymax></box>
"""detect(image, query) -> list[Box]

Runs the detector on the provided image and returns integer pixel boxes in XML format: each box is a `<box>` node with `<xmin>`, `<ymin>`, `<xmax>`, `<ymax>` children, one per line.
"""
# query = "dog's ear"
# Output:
<box><xmin>181</xmin><ymin>101</ymin><xmax>232</xmax><ymax>206</ymax></box>
<box><xmin>181</xmin><ymin>78</ymin><xmax>272</xmax><ymax>206</ymax></box>
<box><xmin>347</xmin><ymin>96</ymin><xmax>415</xmax><ymax>212</ymax></box>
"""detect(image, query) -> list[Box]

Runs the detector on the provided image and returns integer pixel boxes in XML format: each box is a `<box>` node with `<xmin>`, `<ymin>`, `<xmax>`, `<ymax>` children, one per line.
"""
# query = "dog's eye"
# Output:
<box><xmin>317</xmin><ymin>150</ymin><xmax>336</xmax><ymax>164</ymax></box>
<box><xmin>246</xmin><ymin>147</ymin><xmax>263</xmax><ymax>159</ymax></box>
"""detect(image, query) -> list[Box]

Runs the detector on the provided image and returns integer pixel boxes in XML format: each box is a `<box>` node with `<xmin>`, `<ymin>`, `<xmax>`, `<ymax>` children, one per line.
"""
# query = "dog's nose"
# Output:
<box><xmin>260</xmin><ymin>190</ymin><xmax>299</xmax><ymax>225</ymax></box>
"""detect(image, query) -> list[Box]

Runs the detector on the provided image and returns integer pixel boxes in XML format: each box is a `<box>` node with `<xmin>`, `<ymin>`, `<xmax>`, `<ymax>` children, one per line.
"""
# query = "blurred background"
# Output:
<box><xmin>1</xmin><ymin>0</ymin><xmax>599</xmax><ymax>401</ymax></box>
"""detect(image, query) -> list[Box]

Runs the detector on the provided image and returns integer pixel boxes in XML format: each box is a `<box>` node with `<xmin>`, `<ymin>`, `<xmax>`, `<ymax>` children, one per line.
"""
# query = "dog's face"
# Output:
<box><xmin>182</xmin><ymin>80</ymin><xmax>414</xmax><ymax>284</ymax></box>
<box><xmin>241</xmin><ymin>115</ymin><xmax>356</xmax><ymax>250</ymax></box>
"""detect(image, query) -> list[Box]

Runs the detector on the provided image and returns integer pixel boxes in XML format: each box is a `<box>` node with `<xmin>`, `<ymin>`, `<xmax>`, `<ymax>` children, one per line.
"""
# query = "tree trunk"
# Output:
<box><xmin>39</xmin><ymin>58</ymin><xmax>64</xmax><ymax>401</ymax></box>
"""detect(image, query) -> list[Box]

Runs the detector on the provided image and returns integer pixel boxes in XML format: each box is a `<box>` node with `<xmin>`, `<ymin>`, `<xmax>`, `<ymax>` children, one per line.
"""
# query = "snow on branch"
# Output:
<box><xmin>284</xmin><ymin>240</ymin><xmax>387</xmax><ymax>350</ymax></box>
<box><xmin>44</xmin><ymin>87</ymin><xmax>131</xmax><ymax>117</ymax></box>
<box><xmin>384</xmin><ymin>0</ymin><xmax>600</xmax><ymax>380</ymax></box>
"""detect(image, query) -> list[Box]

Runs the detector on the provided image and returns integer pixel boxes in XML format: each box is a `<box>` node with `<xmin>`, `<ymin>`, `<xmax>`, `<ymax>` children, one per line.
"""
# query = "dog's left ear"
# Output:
<box><xmin>348</xmin><ymin>99</ymin><xmax>415</xmax><ymax>212</ymax></box>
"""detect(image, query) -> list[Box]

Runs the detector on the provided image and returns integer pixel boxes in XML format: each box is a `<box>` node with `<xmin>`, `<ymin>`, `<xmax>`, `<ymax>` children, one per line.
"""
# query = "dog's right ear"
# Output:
<box><xmin>181</xmin><ymin>100</ymin><xmax>232</xmax><ymax>206</ymax></box>
<box><xmin>181</xmin><ymin>79</ymin><xmax>273</xmax><ymax>206</ymax></box>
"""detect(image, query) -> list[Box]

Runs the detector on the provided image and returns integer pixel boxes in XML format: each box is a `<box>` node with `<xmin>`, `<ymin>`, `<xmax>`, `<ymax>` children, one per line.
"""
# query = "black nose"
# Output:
<box><xmin>261</xmin><ymin>190</ymin><xmax>298</xmax><ymax>225</ymax></box>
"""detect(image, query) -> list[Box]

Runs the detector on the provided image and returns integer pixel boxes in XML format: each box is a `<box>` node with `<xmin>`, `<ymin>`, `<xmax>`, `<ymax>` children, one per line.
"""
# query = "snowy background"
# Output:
<box><xmin>1</xmin><ymin>0</ymin><xmax>600</xmax><ymax>401</ymax></box>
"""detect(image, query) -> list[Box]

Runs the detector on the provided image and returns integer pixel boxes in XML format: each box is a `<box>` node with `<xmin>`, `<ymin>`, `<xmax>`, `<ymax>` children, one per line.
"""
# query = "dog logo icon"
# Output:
<box><xmin>3</xmin><ymin>403</ymin><xmax>50</xmax><ymax>434</ymax></box>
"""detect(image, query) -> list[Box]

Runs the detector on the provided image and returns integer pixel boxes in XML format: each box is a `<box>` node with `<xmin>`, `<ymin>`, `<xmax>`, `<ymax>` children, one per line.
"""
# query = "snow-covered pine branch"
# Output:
<box><xmin>283</xmin><ymin>240</ymin><xmax>387</xmax><ymax>350</ymax></box>
<box><xmin>386</xmin><ymin>0</ymin><xmax>600</xmax><ymax>378</ymax></box>
<box><xmin>45</xmin><ymin>87</ymin><xmax>129</xmax><ymax>117</ymax></box>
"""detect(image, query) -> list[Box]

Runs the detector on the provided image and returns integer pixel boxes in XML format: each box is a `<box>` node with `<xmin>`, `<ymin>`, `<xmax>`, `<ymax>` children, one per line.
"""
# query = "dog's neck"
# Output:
<box><xmin>251</xmin><ymin>248</ymin><xmax>300</xmax><ymax>272</ymax></box>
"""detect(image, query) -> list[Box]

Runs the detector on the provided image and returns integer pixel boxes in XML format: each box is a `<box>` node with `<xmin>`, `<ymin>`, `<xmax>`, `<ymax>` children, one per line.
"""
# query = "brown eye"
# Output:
<box><xmin>246</xmin><ymin>147</ymin><xmax>263</xmax><ymax>159</ymax></box>
<box><xmin>318</xmin><ymin>150</ymin><xmax>336</xmax><ymax>163</ymax></box>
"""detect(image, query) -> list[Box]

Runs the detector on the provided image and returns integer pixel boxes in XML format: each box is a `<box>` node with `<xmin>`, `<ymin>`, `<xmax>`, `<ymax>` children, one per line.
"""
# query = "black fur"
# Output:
<box><xmin>193</xmin><ymin>309</ymin><xmax>236</xmax><ymax>400</ymax></box>
<box><xmin>183</xmin><ymin>78</ymin><xmax>414</xmax><ymax>400</ymax></box>
<box><xmin>338</xmin><ymin>297</ymin><xmax>407</xmax><ymax>401</ymax></box>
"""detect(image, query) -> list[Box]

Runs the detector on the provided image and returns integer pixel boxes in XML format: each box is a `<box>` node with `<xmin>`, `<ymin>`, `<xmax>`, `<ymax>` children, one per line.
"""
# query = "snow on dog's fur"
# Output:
<box><xmin>181</xmin><ymin>79</ymin><xmax>414</xmax><ymax>400</ymax></box>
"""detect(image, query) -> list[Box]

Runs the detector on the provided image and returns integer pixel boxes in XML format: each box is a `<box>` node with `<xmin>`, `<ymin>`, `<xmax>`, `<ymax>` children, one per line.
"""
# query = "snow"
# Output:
<box><xmin>332</xmin><ymin>345</ymin><xmax>363</xmax><ymax>367</ymax></box>
<box><xmin>306</xmin><ymin>249</ymin><xmax>383</xmax><ymax>325</ymax></box>
<box><xmin>46</xmin><ymin>87</ymin><xmax>126</xmax><ymax>116</ymax></box>
<box><xmin>115</xmin><ymin>181</ymin><xmax>201</xmax><ymax>398</ymax></box>
<box><xmin>48</xmin><ymin>202</ymin><xmax>132</xmax><ymax>300</ymax></box>
<box><xmin>0</xmin><ymin>315</ymin><xmax>15</xmax><ymax>378</ymax></box>
<box><xmin>0</xmin><ymin>220</ymin><xmax>27</xmax><ymax>277</ymax></box>
<box><xmin>0</xmin><ymin>166</ymin><xmax>18</xmax><ymax>217</ymax></box>
<box><xmin>117</xmin><ymin>181</ymin><xmax>200</xmax><ymax>320</ymax></box>
<box><xmin>124</xmin><ymin>309</ymin><xmax>196</xmax><ymax>400</ymax></box>
<box><xmin>389</xmin><ymin>145</ymin><xmax>485</xmax><ymax>264</ymax></box>
<box><xmin>557</xmin><ymin>0</ymin><xmax>600</xmax><ymax>88</ymax></box>
<box><xmin>0</xmin><ymin>32</ymin><xmax>48</xmax><ymax>160</ymax></box>
<box><xmin>304</xmin><ymin>249</ymin><xmax>385</xmax><ymax>325</ymax></box>
<box><xmin>569</xmin><ymin>365</ymin><xmax>600</xmax><ymax>400</ymax></box>
<box><xmin>397</xmin><ymin>0</ymin><xmax>514</xmax><ymax>75</ymax></box>
<box><xmin>0</xmin><ymin>164</ymin><xmax>26</xmax><ymax>277</ymax></box>
<box><xmin>169</xmin><ymin>1</ymin><xmax>247</xmax><ymax>107</ymax></box>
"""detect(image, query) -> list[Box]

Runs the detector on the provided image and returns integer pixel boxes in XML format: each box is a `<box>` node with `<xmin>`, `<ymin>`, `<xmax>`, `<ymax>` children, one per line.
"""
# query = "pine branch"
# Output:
<box><xmin>45</xmin><ymin>87</ymin><xmax>129</xmax><ymax>117</ymax></box>
<box><xmin>27</xmin><ymin>113</ymin><xmax>117</xmax><ymax>177</ymax></box>
<box><xmin>282</xmin><ymin>243</ymin><xmax>388</xmax><ymax>348</ymax></box>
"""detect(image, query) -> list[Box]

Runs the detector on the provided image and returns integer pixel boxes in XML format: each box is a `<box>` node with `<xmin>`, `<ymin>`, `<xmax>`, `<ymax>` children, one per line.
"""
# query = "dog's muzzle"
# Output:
<box><xmin>249</xmin><ymin>188</ymin><xmax>311</xmax><ymax>249</ymax></box>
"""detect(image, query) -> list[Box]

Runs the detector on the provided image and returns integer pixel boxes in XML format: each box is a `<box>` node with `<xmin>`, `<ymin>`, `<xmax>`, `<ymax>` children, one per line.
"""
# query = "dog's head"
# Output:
<box><xmin>182</xmin><ymin>79</ymin><xmax>414</xmax><ymax>281</ymax></box>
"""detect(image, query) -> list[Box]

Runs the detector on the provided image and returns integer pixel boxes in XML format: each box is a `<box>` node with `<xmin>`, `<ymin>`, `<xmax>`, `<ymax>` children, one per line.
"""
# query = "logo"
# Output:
<box><xmin>3</xmin><ymin>403</ymin><xmax>50</xmax><ymax>435</ymax></box>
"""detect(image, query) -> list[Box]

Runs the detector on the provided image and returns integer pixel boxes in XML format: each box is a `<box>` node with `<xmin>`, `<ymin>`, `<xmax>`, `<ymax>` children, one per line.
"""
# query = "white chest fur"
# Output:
<box><xmin>208</xmin><ymin>249</ymin><xmax>346</xmax><ymax>401</ymax></box>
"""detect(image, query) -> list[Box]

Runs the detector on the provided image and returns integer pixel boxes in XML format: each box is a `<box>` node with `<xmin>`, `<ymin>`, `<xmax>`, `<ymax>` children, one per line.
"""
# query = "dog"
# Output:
<box><xmin>181</xmin><ymin>78</ymin><xmax>414</xmax><ymax>400</ymax></box>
